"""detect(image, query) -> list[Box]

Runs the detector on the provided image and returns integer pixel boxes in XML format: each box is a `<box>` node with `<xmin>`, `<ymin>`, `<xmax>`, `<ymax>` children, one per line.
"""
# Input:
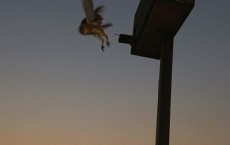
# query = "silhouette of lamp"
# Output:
<box><xmin>118</xmin><ymin>0</ymin><xmax>194</xmax><ymax>145</ymax></box>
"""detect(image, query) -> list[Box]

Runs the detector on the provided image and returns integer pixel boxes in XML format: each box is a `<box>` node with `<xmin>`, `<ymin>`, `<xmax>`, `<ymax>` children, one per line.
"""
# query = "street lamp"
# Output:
<box><xmin>118</xmin><ymin>0</ymin><xmax>194</xmax><ymax>145</ymax></box>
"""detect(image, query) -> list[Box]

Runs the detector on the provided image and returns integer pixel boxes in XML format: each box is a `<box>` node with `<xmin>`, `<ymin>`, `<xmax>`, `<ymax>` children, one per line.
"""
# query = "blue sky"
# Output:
<box><xmin>0</xmin><ymin>0</ymin><xmax>230</xmax><ymax>145</ymax></box>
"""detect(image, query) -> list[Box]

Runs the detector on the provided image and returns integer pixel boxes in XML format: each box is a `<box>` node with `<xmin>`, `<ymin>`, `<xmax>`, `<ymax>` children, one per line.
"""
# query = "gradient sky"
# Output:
<box><xmin>0</xmin><ymin>0</ymin><xmax>230</xmax><ymax>145</ymax></box>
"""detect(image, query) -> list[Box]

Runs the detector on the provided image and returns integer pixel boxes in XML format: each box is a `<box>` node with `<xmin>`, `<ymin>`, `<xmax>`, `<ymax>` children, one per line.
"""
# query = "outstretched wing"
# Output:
<box><xmin>82</xmin><ymin>0</ymin><xmax>96</xmax><ymax>23</ymax></box>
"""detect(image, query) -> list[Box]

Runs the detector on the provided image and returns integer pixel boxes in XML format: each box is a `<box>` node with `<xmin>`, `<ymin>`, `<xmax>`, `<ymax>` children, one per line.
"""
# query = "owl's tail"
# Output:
<box><xmin>102</xmin><ymin>23</ymin><xmax>112</xmax><ymax>29</ymax></box>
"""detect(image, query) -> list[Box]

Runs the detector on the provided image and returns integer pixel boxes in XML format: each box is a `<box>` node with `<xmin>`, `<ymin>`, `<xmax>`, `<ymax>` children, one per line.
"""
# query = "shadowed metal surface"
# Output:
<box><xmin>131</xmin><ymin>0</ymin><xmax>194</xmax><ymax>59</ymax></box>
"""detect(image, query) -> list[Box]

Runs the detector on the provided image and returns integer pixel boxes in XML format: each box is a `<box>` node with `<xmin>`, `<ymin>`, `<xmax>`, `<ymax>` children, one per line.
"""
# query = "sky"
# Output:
<box><xmin>0</xmin><ymin>0</ymin><xmax>230</xmax><ymax>145</ymax></box>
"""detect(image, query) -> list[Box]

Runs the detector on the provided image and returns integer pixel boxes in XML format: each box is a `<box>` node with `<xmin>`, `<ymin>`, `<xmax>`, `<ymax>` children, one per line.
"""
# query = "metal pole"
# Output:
<box><xmin>155</xmin><ymin>38</ymin><xmax>173</xmax><ymax>145</ymax></box>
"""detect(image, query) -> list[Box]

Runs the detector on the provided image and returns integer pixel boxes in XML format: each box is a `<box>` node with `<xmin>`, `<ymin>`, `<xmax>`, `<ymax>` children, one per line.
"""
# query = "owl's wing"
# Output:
<box><xmin>82</xmin><ymin>0</ymin><xmax>96</xmax><ymax>23</ymax></box>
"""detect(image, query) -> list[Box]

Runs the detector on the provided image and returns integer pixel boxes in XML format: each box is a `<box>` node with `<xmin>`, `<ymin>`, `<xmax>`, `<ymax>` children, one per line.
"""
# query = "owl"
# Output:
<box><xmin>79</xmin><ymin>0</ymin><xmax>112</xmax><ymax>51</ymax></box>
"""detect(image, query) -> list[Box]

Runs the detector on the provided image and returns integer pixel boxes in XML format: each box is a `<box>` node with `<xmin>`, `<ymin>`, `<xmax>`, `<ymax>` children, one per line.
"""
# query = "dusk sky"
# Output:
<box><xmin>0</xmin><ymin>0</ymin><xmax>230</xmax><ymax>145</ymax></box>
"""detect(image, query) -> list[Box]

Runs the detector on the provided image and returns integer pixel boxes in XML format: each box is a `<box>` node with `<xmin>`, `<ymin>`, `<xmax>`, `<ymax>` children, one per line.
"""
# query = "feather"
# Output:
<box><xmin>82</xmin><ymin>0</ymin><xmax>95</xmax><ymax>23</ymax></box>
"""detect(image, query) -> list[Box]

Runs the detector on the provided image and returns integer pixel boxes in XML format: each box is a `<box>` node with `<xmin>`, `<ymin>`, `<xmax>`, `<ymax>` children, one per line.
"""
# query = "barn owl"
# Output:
<box><xmin>79</xmin><ymin>0</ymin><xmax>112</xmax><ymax>51</ymax></box>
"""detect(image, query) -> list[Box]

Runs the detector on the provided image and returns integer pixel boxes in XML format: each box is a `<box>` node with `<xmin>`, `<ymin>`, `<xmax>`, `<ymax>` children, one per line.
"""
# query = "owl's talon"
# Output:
<box><xmin>107</xmin><ymin>42</ymin><xmax>110</xmax><ymax>46</ymax></box>
<box><xmin>101</xmin><ymin>45</ymin><xmax>105</xmax><ymax>51</ymax></box>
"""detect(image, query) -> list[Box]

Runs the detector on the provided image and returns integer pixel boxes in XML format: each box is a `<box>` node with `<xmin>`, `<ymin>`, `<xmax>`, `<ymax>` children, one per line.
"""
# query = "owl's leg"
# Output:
<box><xmin>97</xmin><ymin>31</ymin><xmax>109</xmax><ymax>47</ymax></box>
<box><xmin>93</xmin><ymin>33</ymin><xmax>105</xmax><ymax>51</ymax></box>
<box><xmin>105</xmin><ymin>34</ymin><xmax>110</xmax><ymax>47</ymax></box>
<box><xmin>102</xmin><ymin>23</ymin><xmax>112</xmax><ymax>47</ymax></box>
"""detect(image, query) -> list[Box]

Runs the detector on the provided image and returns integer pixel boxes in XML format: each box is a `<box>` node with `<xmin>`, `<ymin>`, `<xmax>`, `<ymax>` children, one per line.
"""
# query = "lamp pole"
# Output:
<box><xmin>118</xmin><ymin>1</ymin><xmax>194</xmax><ymax>145</ymax></box>
<box><xmin>155</xmin><ymin>38</ymin><xmax>173</xmax><ymax>145</ymax></box>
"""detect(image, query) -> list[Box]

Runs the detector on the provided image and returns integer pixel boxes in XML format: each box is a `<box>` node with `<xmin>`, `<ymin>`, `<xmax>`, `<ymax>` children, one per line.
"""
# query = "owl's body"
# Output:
<box><xmin>79</xmin><ymin>0</ymin><xmax>112</xmax><ymax>51</ymax></box>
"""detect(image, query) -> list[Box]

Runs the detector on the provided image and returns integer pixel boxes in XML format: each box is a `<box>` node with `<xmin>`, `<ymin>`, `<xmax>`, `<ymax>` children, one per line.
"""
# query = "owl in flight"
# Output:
<box><xmin>79</xmin><ymin>0</ymin><xmax>112</xmax><ymax>51</ymax></box>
